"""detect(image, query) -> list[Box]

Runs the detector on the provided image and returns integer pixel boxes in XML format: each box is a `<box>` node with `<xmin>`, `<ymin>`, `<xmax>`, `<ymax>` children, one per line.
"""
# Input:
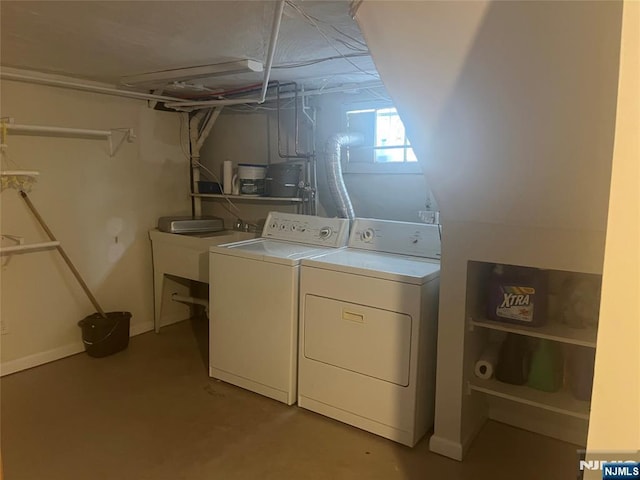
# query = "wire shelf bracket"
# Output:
<box><xmin>107</xmin><ymin>128</ymin><xmax>136</xmax><ymax>157</ymax></box>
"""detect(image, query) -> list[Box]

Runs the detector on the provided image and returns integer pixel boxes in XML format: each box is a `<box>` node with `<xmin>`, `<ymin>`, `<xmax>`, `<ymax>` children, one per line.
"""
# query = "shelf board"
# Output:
<box><xmin>470</xmin><ymin>378</ymin><xmax>590</xmax><ymax>420</ymax></box>
<box><xmin>470</xmin><ymin>317</ymin><xmax>597</xmax><ymax>348</ymax></box>
<box><xmin>192</xmin><ymin>194</ymin><xmax>304</xmax><ymax>203</ymax></box>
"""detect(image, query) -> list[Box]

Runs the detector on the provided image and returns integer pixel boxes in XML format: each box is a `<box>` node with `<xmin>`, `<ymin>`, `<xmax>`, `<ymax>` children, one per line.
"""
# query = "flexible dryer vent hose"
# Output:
<box><xmin>325</xmin><ymin>132</ymin><xmax>363</xmax><ymax>219</ymax></box>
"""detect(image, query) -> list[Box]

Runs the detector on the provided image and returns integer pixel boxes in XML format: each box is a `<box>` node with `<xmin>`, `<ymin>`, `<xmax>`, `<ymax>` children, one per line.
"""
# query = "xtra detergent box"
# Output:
<box><xmin>487</xmin><ymin>264</ymin><xmax>547</xmax><ymax>327</ymax></box>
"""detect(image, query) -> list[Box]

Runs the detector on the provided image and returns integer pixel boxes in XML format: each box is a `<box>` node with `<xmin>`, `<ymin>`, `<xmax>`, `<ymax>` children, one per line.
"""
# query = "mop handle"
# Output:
<box><xmin>20</xmin><ymin>191</ymin><xmax>108</xmax><ymax>319</ymax></box>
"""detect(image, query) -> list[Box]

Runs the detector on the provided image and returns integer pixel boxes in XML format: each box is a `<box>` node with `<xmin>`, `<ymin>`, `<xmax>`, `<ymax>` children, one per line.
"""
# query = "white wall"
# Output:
<box><xmin>314</xmin><ymin>92</ymin><xmax>434</xmax><ymax>222</ymax></box>
<box><xmin>585</xmin><ymin>2</ymin><xmax>640</xmax><ymax>472</ymax></box>
<box><xmin>356</xmin><ymin>0</ymin><xmax>623</xmax><ymax>459</ymax></box>
<box><xmin>198</xmin><ymin>109</ymin><xmax>300</xmax><ymax>226</ymax></box>
<box><xmin>359</xmin><ymin>1</ymin><xmax>621</xmax><ymax>230</ymax></box>
<box><xmin>0</xmin><ymin>73</ymin><xmax>190</xmax><ymax>374</ymax></box>
<box><xmin>199</xmin><ymin>91</ymin><xmax>435</xmax><ymax>224</ymax></box>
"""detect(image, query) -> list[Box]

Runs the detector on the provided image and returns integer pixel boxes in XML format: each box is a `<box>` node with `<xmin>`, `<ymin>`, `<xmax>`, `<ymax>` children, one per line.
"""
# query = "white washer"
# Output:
<box><xmin>208</xmin><ymin>212</ymin><xmax>350</xmax><ymax>405</ymax></box>
<box><xmin>298</xmin><ymin>218</ymin><xmax>441</xmax><ymax>447</ymax></box>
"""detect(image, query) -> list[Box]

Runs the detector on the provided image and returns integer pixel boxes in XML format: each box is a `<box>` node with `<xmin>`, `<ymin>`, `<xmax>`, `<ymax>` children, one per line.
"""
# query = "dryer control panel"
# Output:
<box><xmin>262</xmin><ymin>212</ymin><xmax>350</xmax><ymax>248</ymax></box>
<box><xmin>349</xmin><ymin>218</ymin><xmax>441</xmax><ymax>259</ymax></box>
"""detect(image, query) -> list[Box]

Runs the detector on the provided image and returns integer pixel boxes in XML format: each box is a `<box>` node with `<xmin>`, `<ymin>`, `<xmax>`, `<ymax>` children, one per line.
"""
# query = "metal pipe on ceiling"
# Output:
<box><xmin>164</xmin><ymin>81</ymin><xmax>386</xmax><ymax>110</ymax></box>
<box><xmin>0</xmin><ymin>71</ymin><xmax>186</xmax><ymax>103</ymax></box>
<box><xmin>3</xmin><ymin>0</ymin><xmax>381</xmax><ymax>112</ymax></box>
<box><xmin>276</xmin><ymin>82</ymin><xmax>314</xmax><ymax>159</ymax></box>
<box><xmin>260</xmin><ymin>0</ymin><xmax>286</xmax><ymax>103</ymax></box>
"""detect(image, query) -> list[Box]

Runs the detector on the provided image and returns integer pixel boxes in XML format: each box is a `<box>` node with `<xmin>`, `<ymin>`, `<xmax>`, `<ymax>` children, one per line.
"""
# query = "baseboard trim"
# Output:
<box><xmin>0</xmin><ymin>320</ymin><xmax>155</xmax><ymax>377</ymax></box>
<box><xmin>428</xmin><ymin>409</ymin><xmax>487</xmax><ymax>461</ymax></box>
<box><xmin>428</xmin><ymin>435</ymin><xmax>464</xmax><ymax>461</ymax></box>
<box><xmin>130</xmin><ymin>321</ymin><xmax>154</xmax><ymax>336</ymax></box>
<box><xmin>488</xmin><ymin>401</ymin><xmax>588</xmax><ymax>446</ymax></box>
<box><xmin>0</xmin><ymin>342</ymin><xmax>85</xmax><ymax>377</ymax></box>
<box><xmin>461</xmin><ymin>412</ymin><xmax>487</xmax><ymax>458</ymax></box>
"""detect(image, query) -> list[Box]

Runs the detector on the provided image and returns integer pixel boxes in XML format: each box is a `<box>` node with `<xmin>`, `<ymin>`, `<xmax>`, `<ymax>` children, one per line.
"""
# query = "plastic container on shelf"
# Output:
<box><xmin>566</xmin><ymin>345</ymin><xmax>596</xmax><ymax>401</ymax></box>
<box><xmin>237</xmin><ymin>163</ymin><xmax>267</xmax><ymax>196</ymax></box>
<box><xmin>495</xmin><ymin>333</ymin><xmax>531</xmax><ymax>385</ymax></box>
<box><xmin>265</xmin><ymin>163</ymin><xmax>301</xmax><ymax>198</ymax></box>
<box><xmin>487</xmin><ymin>264</ymin><xmax>548</xmax><ymax>327</ymax></box>
<box><xmin>559</xmin><ymin>276</ymin><xmax>602</xmax><ymax>329</ymax></box>
<box><xmin>527</xmin><ymin>339</ymin><xmax>564</xmax><ymax>392</ymax></box>
<box><xmin>197</xmin><ymin>181</ymin><xmax>222</xmax><ymax>194</ymax></box>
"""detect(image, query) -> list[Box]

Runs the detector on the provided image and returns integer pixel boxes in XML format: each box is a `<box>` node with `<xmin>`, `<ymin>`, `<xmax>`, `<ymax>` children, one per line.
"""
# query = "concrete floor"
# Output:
<box><xmin>1</xmin><ymin>318</ymin><xmax>580</xmax><ymax>480</ymax></box>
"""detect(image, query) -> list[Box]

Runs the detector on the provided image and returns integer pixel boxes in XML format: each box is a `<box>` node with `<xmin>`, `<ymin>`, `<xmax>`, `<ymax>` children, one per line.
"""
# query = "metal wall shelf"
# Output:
<box><xmin>2</xmin><ymin>119</ymin><xmax>135</xmax><ymax>157</ymax></box>
<box><xmin>469</xmin><ymin>378</ymin><xmax>590</xmax><ymax>420</ymax></box>
<box><xmin>469</xmin><ymin>316</ymin><xmax>597</xmax><ymax>348</ymax></box>
<box><xmin>192</xmin><ymin>194</ymin><xmax>304</xmax><ymax>203</ymax></box>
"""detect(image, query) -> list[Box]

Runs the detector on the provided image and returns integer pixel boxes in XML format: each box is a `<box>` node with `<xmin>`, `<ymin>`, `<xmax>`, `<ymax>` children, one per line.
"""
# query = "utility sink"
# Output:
<box><xmin>149</xmin><ymin>229</ymin><xmax>258</xmax><ymax>332</ymax></box>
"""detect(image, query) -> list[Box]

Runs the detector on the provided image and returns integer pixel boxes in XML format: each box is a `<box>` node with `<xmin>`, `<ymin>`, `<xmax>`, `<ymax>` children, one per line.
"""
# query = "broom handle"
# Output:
<box><xmin>20</xmin><ymin>191</ymin><xmax>108</xmax><ymax>319</ymax></box>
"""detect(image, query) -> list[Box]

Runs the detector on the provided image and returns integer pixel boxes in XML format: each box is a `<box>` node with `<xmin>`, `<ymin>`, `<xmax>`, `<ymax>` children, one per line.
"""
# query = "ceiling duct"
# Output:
<box><xmin>120</xmin><ymin>59</ymin><xmax>264</xmax><ymax>89</ymax></box>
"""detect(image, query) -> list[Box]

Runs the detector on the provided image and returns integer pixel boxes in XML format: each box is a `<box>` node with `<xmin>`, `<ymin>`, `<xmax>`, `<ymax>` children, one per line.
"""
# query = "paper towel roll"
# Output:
<box><xmin>223</xmin><ymin>160</ymin><xmax>233</xmax><ymax>194</ymax></box>
<box><xmin>474</xmin><ymin>342</ymin><xmax>501</xmax><ymax>380</ymax></box>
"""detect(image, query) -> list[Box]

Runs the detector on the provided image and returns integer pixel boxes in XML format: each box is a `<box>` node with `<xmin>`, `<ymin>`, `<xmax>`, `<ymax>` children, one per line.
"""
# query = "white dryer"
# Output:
<box><xmin>208</xmin><ymin>212</ymin><xmax>350</xmax><ymax>405</ymax></box>
<box><xmin>298</xmin><ymin>218</ymin><xmax>441</xmax><ymax>447</ymax></box>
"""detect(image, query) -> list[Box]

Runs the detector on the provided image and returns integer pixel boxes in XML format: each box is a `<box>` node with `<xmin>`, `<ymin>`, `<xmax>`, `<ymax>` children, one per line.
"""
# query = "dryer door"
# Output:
<box><xmin>303</xmin><ymin>294</ymin><xmax>412</xmax><ymax>386</ymax></box>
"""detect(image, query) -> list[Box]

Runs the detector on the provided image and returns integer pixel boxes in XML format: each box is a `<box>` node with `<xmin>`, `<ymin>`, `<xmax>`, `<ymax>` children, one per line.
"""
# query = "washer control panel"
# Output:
<box><xmin>262</xmin><ymin>212</ymin><xmax>350</xmax><ymax>247</ymax></box>
<box><xmin>349</xmin><ymin>218</ymin><xmax>441</xmax><ymax>259</ymax></box>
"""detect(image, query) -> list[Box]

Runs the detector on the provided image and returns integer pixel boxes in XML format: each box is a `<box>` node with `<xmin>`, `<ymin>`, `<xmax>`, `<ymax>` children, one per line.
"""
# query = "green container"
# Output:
<box><xmin>527</xmin><ymin>339</ymin><xmax>564</xmax><ymax>392</ymax></box>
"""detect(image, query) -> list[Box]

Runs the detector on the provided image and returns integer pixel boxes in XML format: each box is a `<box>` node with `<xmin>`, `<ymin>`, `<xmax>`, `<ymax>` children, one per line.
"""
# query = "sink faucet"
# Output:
<box><xmin>234</xmin><ymin>219</ymin><xmax>259</xmax><ymax>233</ymax></box>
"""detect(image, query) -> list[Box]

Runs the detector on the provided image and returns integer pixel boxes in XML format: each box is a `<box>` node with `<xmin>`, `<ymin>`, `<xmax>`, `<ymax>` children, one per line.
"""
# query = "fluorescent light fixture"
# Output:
<box><xmin>121</xmin><ymin>60</ymin><xmax>263</xmax><ymax>87</ymax></box>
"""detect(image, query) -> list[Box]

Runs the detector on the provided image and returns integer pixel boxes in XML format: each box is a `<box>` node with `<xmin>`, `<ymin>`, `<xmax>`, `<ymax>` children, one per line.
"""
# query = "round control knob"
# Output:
<box><xmin>361</xmin><ymin>228</ymin><xmax>375</xmax><ymax>242</ymax></box>
<box><xmin>319</xmin><ymin>227</ymin><xmax>332</xmax><ymax>239</ymax></box>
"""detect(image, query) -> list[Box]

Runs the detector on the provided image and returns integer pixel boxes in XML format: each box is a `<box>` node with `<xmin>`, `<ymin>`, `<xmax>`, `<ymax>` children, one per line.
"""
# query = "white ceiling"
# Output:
<box><xmin>1</xmin><ymin>1</ymin><xmax>379</xmax><ymax>97</ymax></box>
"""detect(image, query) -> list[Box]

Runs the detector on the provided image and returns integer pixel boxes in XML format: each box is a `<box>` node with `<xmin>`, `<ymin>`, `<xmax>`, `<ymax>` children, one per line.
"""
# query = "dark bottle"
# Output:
<box><xmin>495</xmin><ymin>333</ymin><xmax>530</xmax><ymax>385</ymax></box>
<box><xmin>566</xmin><ymin>345</ymin><xmax>596</xmax><ymax>401</ymax></box>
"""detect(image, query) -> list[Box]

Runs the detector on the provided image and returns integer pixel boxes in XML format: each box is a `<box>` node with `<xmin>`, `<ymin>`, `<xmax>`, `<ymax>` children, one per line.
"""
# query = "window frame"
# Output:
<box><xmin>342</xmin><ymin>101</ymin><xmax>422</xmax><ymax>175</ymax></box>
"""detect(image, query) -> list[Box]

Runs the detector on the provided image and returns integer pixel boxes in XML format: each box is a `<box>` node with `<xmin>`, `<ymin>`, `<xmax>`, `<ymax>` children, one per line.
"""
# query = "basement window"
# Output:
<box><xmin>345</xmin><ymin>105</ymin><xmax>421</xmax><ymax>174</ymax></box>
